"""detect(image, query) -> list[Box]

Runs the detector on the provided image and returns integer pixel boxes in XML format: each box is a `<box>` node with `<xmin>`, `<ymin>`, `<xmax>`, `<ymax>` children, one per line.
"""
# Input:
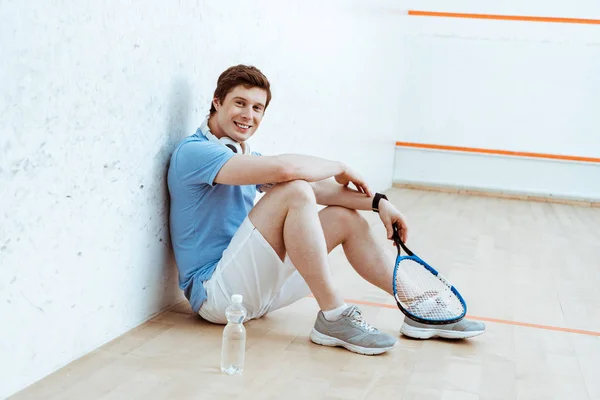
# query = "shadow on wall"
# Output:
<box><xmin>145</xmin><ymin>78</ymin><xmax>193</xmax><ymax>311</ymax></box>
<box><xmin>162</xmin><ymin>77</ymin><xmax>192</xmax><ymax>240</ymax></box>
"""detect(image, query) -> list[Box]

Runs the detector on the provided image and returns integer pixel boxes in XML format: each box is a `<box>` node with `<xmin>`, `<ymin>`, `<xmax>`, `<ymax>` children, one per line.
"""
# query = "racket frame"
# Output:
<box><xmin>391</xmin><ymin>224</ymin><xmax>467</xmax><ymax>325</ymax></box>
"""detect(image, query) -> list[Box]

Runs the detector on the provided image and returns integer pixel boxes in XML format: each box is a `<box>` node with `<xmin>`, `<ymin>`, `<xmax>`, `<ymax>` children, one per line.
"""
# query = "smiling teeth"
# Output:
<box><xmin>236</xmin><ymin>122</ymin><xmax>250</xmax><ymax>129</ymax></box>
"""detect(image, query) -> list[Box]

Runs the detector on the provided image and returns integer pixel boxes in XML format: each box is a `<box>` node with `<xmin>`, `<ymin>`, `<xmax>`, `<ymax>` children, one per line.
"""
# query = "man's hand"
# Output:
<box><xmin>334</xmin><ymin>164</ymin><xmax>373</xmax><ymax>197</ymax></box>
<box><xmin>378</xmin><ymin>199</ymin><xmax>409</xmax><ymax>244</ymax></box>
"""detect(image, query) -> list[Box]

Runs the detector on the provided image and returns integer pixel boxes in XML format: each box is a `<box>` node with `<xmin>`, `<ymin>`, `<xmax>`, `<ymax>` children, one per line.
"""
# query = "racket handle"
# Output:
<box><xmin>392</xmin><ymin>223</ymin><xmax>414</xmax><ymax>256</ymax></box>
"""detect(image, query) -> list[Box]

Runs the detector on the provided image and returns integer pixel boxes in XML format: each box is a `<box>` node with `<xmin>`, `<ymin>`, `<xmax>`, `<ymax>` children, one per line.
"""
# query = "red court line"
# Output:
<box><xmin>408</xmin><ymin>10</ymin><xmax>600</xmax><ymax>25</ymax></box>
<box><xmin>334</xmin><ymin>298</ymin><xmax>600</xmax><ymax>337</ymax></box>
<box><xmin>395</xmin><ymin>141</ymin><xmax>600</xmax><ymax>164</ymax></box>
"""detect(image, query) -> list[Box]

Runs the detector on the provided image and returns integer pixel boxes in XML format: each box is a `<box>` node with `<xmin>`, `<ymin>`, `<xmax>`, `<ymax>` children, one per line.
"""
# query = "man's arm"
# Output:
<box><xmin>309</xmin><ymin>178</ymin><xmax>373</xmax><ymax>210</ymax></box>
<box><xmin>214</xmin><ymin>154</ymin><xmax>371</xmax><ymax>195</ymax></box>
<box><xmin>310</xmin><ymin>178</ymin><xmax>409</xmax><ymax>242</ymax></box>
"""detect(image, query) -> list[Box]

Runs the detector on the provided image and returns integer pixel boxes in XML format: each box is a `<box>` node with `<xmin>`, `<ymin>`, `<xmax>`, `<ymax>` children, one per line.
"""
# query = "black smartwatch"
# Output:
<box><xmin>372</xmin><ymin>193</ymin><xmax>388</xmax><ymax>213</ymax></box>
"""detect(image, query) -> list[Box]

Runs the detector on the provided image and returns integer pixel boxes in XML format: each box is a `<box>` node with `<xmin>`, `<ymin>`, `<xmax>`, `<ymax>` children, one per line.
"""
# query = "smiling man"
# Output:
<box><xmin>166</xmin><ymin>65</ymin><xmax>485</xmax><ymax>356</ymax></box>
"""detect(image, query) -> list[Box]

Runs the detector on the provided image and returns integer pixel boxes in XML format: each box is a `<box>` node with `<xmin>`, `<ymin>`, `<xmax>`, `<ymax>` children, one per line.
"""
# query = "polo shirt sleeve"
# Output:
<box><xmin>174</xmin><ymin>140</ymin><xmax>234</xmax><ymax>186</ymax></box>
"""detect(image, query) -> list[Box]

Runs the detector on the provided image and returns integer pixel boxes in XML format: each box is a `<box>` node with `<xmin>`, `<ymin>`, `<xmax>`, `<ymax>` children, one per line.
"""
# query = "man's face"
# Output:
<box><xmin>212</xmin><ymin>85</ymin><xmax>267</xmax><ymax>143</ymax></box>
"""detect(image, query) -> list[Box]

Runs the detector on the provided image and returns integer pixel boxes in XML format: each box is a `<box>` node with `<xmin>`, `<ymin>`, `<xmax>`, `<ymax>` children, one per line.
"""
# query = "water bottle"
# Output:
<box><xmin>220</xmin><ymin>294</ymin><xmax>247</xmax><ymax>375</ymax></box>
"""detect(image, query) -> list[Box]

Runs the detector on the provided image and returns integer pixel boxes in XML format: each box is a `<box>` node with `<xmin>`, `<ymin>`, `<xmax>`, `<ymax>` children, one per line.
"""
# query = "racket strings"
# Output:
<box><xmin>395</xmin><ymin>258</ymin><xmax>464</xmax><ymax>322</ymax></box>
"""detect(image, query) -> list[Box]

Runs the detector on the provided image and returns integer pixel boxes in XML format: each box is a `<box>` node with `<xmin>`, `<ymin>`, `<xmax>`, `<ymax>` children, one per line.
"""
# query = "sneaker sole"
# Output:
<box><xmin>400</xmin><ymin>323</ymin><xmax>485</xmax><ymax>339</ymax></box>
<box><xmin>309</xmin><ymin>328</ymin><xmax>395</xmax><ymax>355</ymax></box>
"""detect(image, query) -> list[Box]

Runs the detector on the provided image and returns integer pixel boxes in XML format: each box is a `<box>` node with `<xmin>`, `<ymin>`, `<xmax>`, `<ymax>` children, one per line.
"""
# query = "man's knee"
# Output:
<box><xmin>326</xmin><ymin>206</ymin><xmax>370</xmax><ymax>231</ymax></box>
<box><xmin>275</xmin><ymin>180</ymin><xmax>316</xmax><ymax>204</ymax></box>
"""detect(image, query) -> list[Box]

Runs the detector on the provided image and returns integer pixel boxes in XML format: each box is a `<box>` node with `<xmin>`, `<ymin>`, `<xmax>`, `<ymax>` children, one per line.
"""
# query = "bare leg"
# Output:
<box><xmin>319</xmin><ymin>206</ymin><xmax>422</xmax><ymax>303</ymax></box>
<box><xmin>248</xmin><ymin>181</ymin><xmax>345</xmax><ymax>311</ymax></box>
<box><xmin>318</xmin><ymin>206</ymin><xmax>395</xmax><ymax>296</ymax></box>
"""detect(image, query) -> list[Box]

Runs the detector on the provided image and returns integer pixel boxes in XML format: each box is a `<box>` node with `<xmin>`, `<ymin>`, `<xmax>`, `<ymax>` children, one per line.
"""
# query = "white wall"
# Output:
<box><xmin>393</xmin><ymin>1</ymin><xmax>600</xmax><ymax>199</ymax></box>
<box><xmin>394</xmin><ymin>148</ymin><xmax>600</xmax><ymax>201</ymax></box>
<box><xmin>0</xmin><ymin>1</ymin><xmax>405</xmax><ymax>397</ymax></box>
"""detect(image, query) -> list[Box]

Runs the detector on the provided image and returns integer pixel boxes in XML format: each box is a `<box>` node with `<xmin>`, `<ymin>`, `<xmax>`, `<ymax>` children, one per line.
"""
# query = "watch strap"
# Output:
<box><xmin>372</xmin><ymin>193</ymin><xmax>388</xmax><ymax>213</ymax></box>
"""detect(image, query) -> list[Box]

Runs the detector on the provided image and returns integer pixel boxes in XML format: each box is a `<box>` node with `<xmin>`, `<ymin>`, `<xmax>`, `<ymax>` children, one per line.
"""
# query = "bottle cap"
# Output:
<box><xmin>231</xmin><ymin>294</ymin><xmax>243</xmax><ymax>304</ymax></box>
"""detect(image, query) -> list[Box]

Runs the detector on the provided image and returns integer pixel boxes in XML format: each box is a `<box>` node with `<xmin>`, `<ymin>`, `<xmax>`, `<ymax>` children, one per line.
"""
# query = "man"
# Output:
<box><xmin>167</xmin><ymin>65</ymin><xmax>485</xmax><ymax>355</ymax></box>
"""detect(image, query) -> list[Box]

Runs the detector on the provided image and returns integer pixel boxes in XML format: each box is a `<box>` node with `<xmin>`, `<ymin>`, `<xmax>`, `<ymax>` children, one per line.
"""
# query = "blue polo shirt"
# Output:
<box><xmin>167</xmin><ymin>129</ymin><xmax>259</xmax><ymax>313</ymax></box>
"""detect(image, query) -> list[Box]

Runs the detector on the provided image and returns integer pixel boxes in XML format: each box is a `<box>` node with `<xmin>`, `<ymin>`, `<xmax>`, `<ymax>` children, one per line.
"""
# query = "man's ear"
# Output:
<box><xmin>212</xmin><ymin>97</ymin><xmax>221</xmax><ymax>111</ymax></box>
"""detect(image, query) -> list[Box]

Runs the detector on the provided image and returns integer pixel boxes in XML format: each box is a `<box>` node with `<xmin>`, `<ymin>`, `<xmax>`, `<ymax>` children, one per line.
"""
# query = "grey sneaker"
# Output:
<box><xmin>309</xmin><ymin>305</ymin><xmax>397</xmax><ymax>355</ymax></box>
<box><xmin>400</xmin><ymin>317</ymin><xmax>486</xmax><ymax>339</ymax></box>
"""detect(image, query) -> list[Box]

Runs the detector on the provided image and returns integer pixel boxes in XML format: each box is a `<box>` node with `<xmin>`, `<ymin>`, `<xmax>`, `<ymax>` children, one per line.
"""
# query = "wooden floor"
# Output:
<box><xmin>11</xmin><ymin>188</ymin><xmax>600</xmax><ymax>400</ymax></box>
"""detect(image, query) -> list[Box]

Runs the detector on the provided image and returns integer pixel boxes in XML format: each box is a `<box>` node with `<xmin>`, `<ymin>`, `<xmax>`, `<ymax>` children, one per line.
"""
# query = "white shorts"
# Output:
<box><xmin>198</xmin><ymin>217</ymin><xmax>311</xmax><ymax>324</ymax></box>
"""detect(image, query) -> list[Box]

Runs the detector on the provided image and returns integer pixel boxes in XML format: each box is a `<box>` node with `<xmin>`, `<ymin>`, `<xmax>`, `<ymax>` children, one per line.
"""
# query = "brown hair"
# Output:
<box><xmin>210</xmin><ymin>65</ymin><xmax>272</xmax><ymax>114</ymax></box>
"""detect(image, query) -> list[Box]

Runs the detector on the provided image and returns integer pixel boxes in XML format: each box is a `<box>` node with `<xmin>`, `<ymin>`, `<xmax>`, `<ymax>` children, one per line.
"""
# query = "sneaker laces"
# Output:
<box><xmin>346</xmin><ymin>307</ymin><xmax>377</xmax><ymax>332</ymax></box>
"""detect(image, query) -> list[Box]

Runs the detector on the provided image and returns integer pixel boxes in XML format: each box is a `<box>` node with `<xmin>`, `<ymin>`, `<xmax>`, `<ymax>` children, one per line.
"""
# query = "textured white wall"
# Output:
<box><xmin>0</xmin><ymin>1</ymin><xmax>405</xmax><ymax>397</ymax></box>
<box><xmin>393</xmin><ymin>1</ymin><xmax>600</xmax><ymax>198</ymax></box>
